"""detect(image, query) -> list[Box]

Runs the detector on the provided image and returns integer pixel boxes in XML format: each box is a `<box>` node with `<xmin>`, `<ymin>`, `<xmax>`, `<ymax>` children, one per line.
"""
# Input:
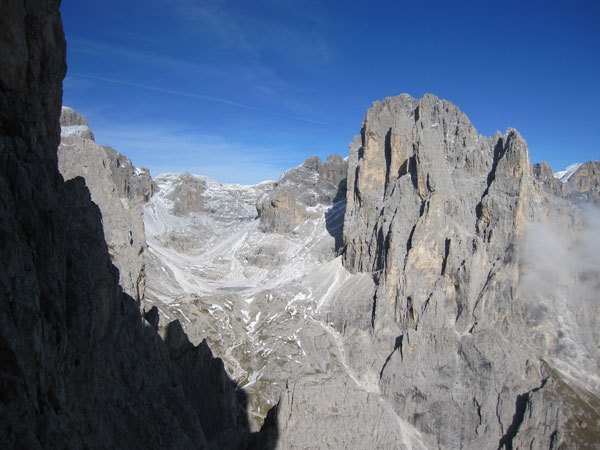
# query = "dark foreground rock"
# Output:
<box><xmin>0</xmin><ymin>1</ymin><xmax>275</xmax><ymax>448</ymax></box>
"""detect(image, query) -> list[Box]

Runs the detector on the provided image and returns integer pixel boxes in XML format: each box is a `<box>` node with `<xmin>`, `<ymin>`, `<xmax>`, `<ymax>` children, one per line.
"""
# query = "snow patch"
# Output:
<box><xmin>554</xmin><ymin>163</ymin><xmax>582</xmax><ymax>182</ymax></box>
<box><xmin>61</xmin><ymin>125</ymin><xmax>92</xmax><ymax>138</ymax></box>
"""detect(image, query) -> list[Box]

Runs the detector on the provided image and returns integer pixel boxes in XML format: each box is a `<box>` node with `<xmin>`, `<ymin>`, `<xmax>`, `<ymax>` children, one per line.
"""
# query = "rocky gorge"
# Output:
<box><xmin>1</xmin><ymin>1</ymin><xmax>600</xmax><ymax>449</ymax></box>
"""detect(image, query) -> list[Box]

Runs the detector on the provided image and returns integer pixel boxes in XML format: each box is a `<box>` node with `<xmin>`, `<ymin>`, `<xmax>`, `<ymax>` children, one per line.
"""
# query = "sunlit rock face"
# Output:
<box><xmin>534</xmin><ymin>160</ymin><xmax>600</xmax><ymax>204</ymax></box>
<box><xmin>564</xmin><ymin>161</ymin><xmax>600</xmax><ymax>203</ymax></box>
<box><xmin>340</xmin><ymin>93</ymin><xmax>600</xmax><ymax>448</ymax></box>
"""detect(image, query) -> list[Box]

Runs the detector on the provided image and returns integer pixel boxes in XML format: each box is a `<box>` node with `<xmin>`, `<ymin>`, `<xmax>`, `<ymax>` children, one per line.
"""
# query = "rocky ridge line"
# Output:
<box><xmin>534</xmin><ymin>160</ymin><xmax>600</xmax><ymax>204</ymax></box>
<box><xmin>257</xmin><ymin>154</ymin><xmax>347</xmax><ymax>234</ymax></box>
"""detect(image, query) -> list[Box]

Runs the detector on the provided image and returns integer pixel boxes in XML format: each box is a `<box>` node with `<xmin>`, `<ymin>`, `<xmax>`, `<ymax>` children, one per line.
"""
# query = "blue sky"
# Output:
<box><xmin>61</xmin><ymin>0</ymin><xmax>599</xmax><ymax>184</ymax></box>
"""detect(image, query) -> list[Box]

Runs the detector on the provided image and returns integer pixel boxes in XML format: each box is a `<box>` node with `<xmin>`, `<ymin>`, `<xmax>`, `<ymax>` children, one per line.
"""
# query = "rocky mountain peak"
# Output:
<box><xmin>60</xmin><ymin>105</ymin><xmax>89</xmax><ymax>126</ymax></box>
<box><xmin>567</xmin><ymin>160</ymin><xmax>600</xmax><ymax>199</ymax></box>
<box><xmin>344</xmin><ymin>93</ymin><xmax>507</xmax><ymax>275</ymax></box>
<box><xmin>257</xmin><ymin>154</ymin><xmax>347</xmax><ymax>233</ymax></box>
<box><xmin>338</xmin><ymin>93</ymin><xmax>598</xmax><ymax>448</ymax></box>
<box><xmin>60</xmin><ymin>106</ymin><xmax>95</xmax><ymax>140</ymax></box>
<box><xmin>534</xmin><ymin>160</ymin><xmax>600</xmax><ymax>204</ymax></box>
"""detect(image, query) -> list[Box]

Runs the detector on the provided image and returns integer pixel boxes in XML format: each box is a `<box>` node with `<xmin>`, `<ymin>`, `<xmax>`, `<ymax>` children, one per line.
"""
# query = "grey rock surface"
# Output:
<box><xmin>533</xmin><ymin>161</ymin><xmax>566</xmax><ymax>197</ymax></box>
<box><xmin>142</xmin><ymin>166</ymin><xmax>435</xmax><ymax>448</ymax></box>
<box><xmin>7</xmin><ymin>6</ymin><xmax>596</xmax><ymax>445</ymax></box>
<box><xmin>506</xmin><ymin>362</ymin><xmax>600</xmax><ymax>449</ymax></box>
<box><xmin>565</xmin><ymin>161</ymin><xmax>600</xmax><ymax>203</ymax></box>
<box><xmin>58</xmin><ymin>107</ymin><xmax>153</xmax><ymax>303</ymax></box>
<box><xmin>0</xmin><ymin>3</ymin><xmax>272</xmax><ymax>448</ymax></box>
<box><xmin>257</xmin><ymin>154</ymin><xmax>347</xmax><ymax>234</ymax></box>
<box><xmin>60</xmin><ymin>106</ymin><xmax>95</xmax><ymax>139</ymax></box>
<box><xmin>339</xmin><ymin>93</ymin><xmax>600</xmax><ymax>448</ymax></box>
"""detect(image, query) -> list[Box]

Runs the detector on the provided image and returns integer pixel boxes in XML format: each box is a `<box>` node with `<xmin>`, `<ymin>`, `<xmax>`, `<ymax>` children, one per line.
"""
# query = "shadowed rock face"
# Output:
<box><xmin>0</xmin><ymin>2</ymin><xmax>276</xmax><ymax>449</ymax></box>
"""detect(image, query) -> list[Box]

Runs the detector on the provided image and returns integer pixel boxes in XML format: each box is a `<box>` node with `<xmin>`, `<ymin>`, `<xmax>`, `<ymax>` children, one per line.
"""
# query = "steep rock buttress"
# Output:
<box><xmin>338</xmin><ymin>93</ymin><xmax>600</xmax><ymax>448</ymax></box>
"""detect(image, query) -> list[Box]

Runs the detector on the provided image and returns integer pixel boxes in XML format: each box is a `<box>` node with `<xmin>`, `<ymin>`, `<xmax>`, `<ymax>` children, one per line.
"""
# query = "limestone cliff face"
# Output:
<box><xmin>0</xmin><ymin>2</ymin><xmax>272</xmax><ymax>448</ymax></box>
<box><xmin>339</xmin><ymin>94</ymin><xmax>599</xmax><ymax>448</ymax></box>
<box><xmin>565</xmin><ymin>161</ymin><xmax>600</xmax><ymax>203</ymax></box>
<box><xmin>533</xmin><ymin>161</ymin><xmax>567</xmax><ymax>198</ymax></box>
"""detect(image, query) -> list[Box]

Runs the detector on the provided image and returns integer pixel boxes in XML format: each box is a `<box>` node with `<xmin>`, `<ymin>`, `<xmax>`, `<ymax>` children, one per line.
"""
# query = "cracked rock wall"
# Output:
<box><xmin>339</xmin><ymin>93</ymin><xmax>600</xmax><ymax>448</ymax></box>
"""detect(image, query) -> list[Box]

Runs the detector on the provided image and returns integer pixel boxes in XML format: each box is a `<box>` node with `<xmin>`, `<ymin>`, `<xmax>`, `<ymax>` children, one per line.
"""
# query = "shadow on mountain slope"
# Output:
<box><xmin>164</xmin><ymin>320</ymin><xmax>279</xmax><ymax>449</ymax></box>
<box><xmin>325</xmin><ymin>179</ymin><xmax>347</xmax><ymax>254</ymax></box>
<box><xmin>0</xmin><ymin>2</ymin><xmax>278</xmax><ymax>448</ymax></box>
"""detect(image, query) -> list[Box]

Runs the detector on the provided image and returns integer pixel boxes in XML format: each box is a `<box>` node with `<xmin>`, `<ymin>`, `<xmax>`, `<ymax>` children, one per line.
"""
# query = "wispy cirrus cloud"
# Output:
<box><xmin>70</xmin><ymin>72</ymin><xmax>262</xmax><ymax>111</ymax></box>
<box><xmin>163</xmin><ymin>0</ymin><xmax>334</xmax><ymax>68</ymax></box>
<box><xmin>68</xmin><ymin>36</ymin><xmax>293</xmax><ymax>98</ymax></box>
<box><xmin>68</xmin><ymin>38</ymin><xmax>224</xmax><ymax>78</ymax></box>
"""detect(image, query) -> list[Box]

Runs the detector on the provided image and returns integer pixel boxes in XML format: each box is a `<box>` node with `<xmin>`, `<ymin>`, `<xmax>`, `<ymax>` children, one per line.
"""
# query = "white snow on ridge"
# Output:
<box><xmin>61</xmin><ymin>125</ymin><xmax>92</xmax><ymax>138</ymax></box>
<box><xmin>554</xmin><ymin>163</ymin><xmax>582</xmax><ymax>182</ymax></box>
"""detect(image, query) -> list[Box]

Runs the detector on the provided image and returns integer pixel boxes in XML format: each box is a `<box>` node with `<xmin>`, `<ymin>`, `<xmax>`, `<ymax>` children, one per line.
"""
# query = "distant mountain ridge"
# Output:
<box><xmin>534</xmin><ymin>160</ymin><xmax>600</xmax><ymax>204</ymax></box>
<box><xmin>554</xmin><ymin>162</ymin><xmax>583</xmax><ymax>181</ymax></box>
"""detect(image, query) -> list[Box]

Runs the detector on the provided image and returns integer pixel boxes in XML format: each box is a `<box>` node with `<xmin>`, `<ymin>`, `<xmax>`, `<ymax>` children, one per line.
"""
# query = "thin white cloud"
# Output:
<box><xmin>68</xmin><ymin>36</ymin><xmax>293</xmax><ymax>99</ymax></box>
<box><xmin>164</xmin><ymin>0</ymin><xmax>333</xmax><ymax>68</ymax></box>
<box><xmin>70</xmin><ymin>73</ymin><xmax>262</xmax><ymax>112</ymax></box>
<box><xmin>518</xmin><ymin>206</ymin><xmax>600</xmax><ymax>388</ymax></box>
<box><xmin>69</xmin><ymin>38</ymin><xmax>225</xmax><ymax>79</ymax></box>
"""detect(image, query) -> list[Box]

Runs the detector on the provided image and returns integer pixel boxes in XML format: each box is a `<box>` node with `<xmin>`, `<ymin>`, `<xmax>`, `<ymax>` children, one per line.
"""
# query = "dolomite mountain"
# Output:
<box><xmin>58</xmin><ymin>96</ymin><xmax>600</xmax><ymax>449</ymax></box>
<box><xmin>340</xmin><ymin>95</ymin><xmax>599</xmax><ymax>449</ymax></box>
<box><xmin>534</xmin><ymin>160</ymin><xmax>600</xmax><ymax>204</ymax></box>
